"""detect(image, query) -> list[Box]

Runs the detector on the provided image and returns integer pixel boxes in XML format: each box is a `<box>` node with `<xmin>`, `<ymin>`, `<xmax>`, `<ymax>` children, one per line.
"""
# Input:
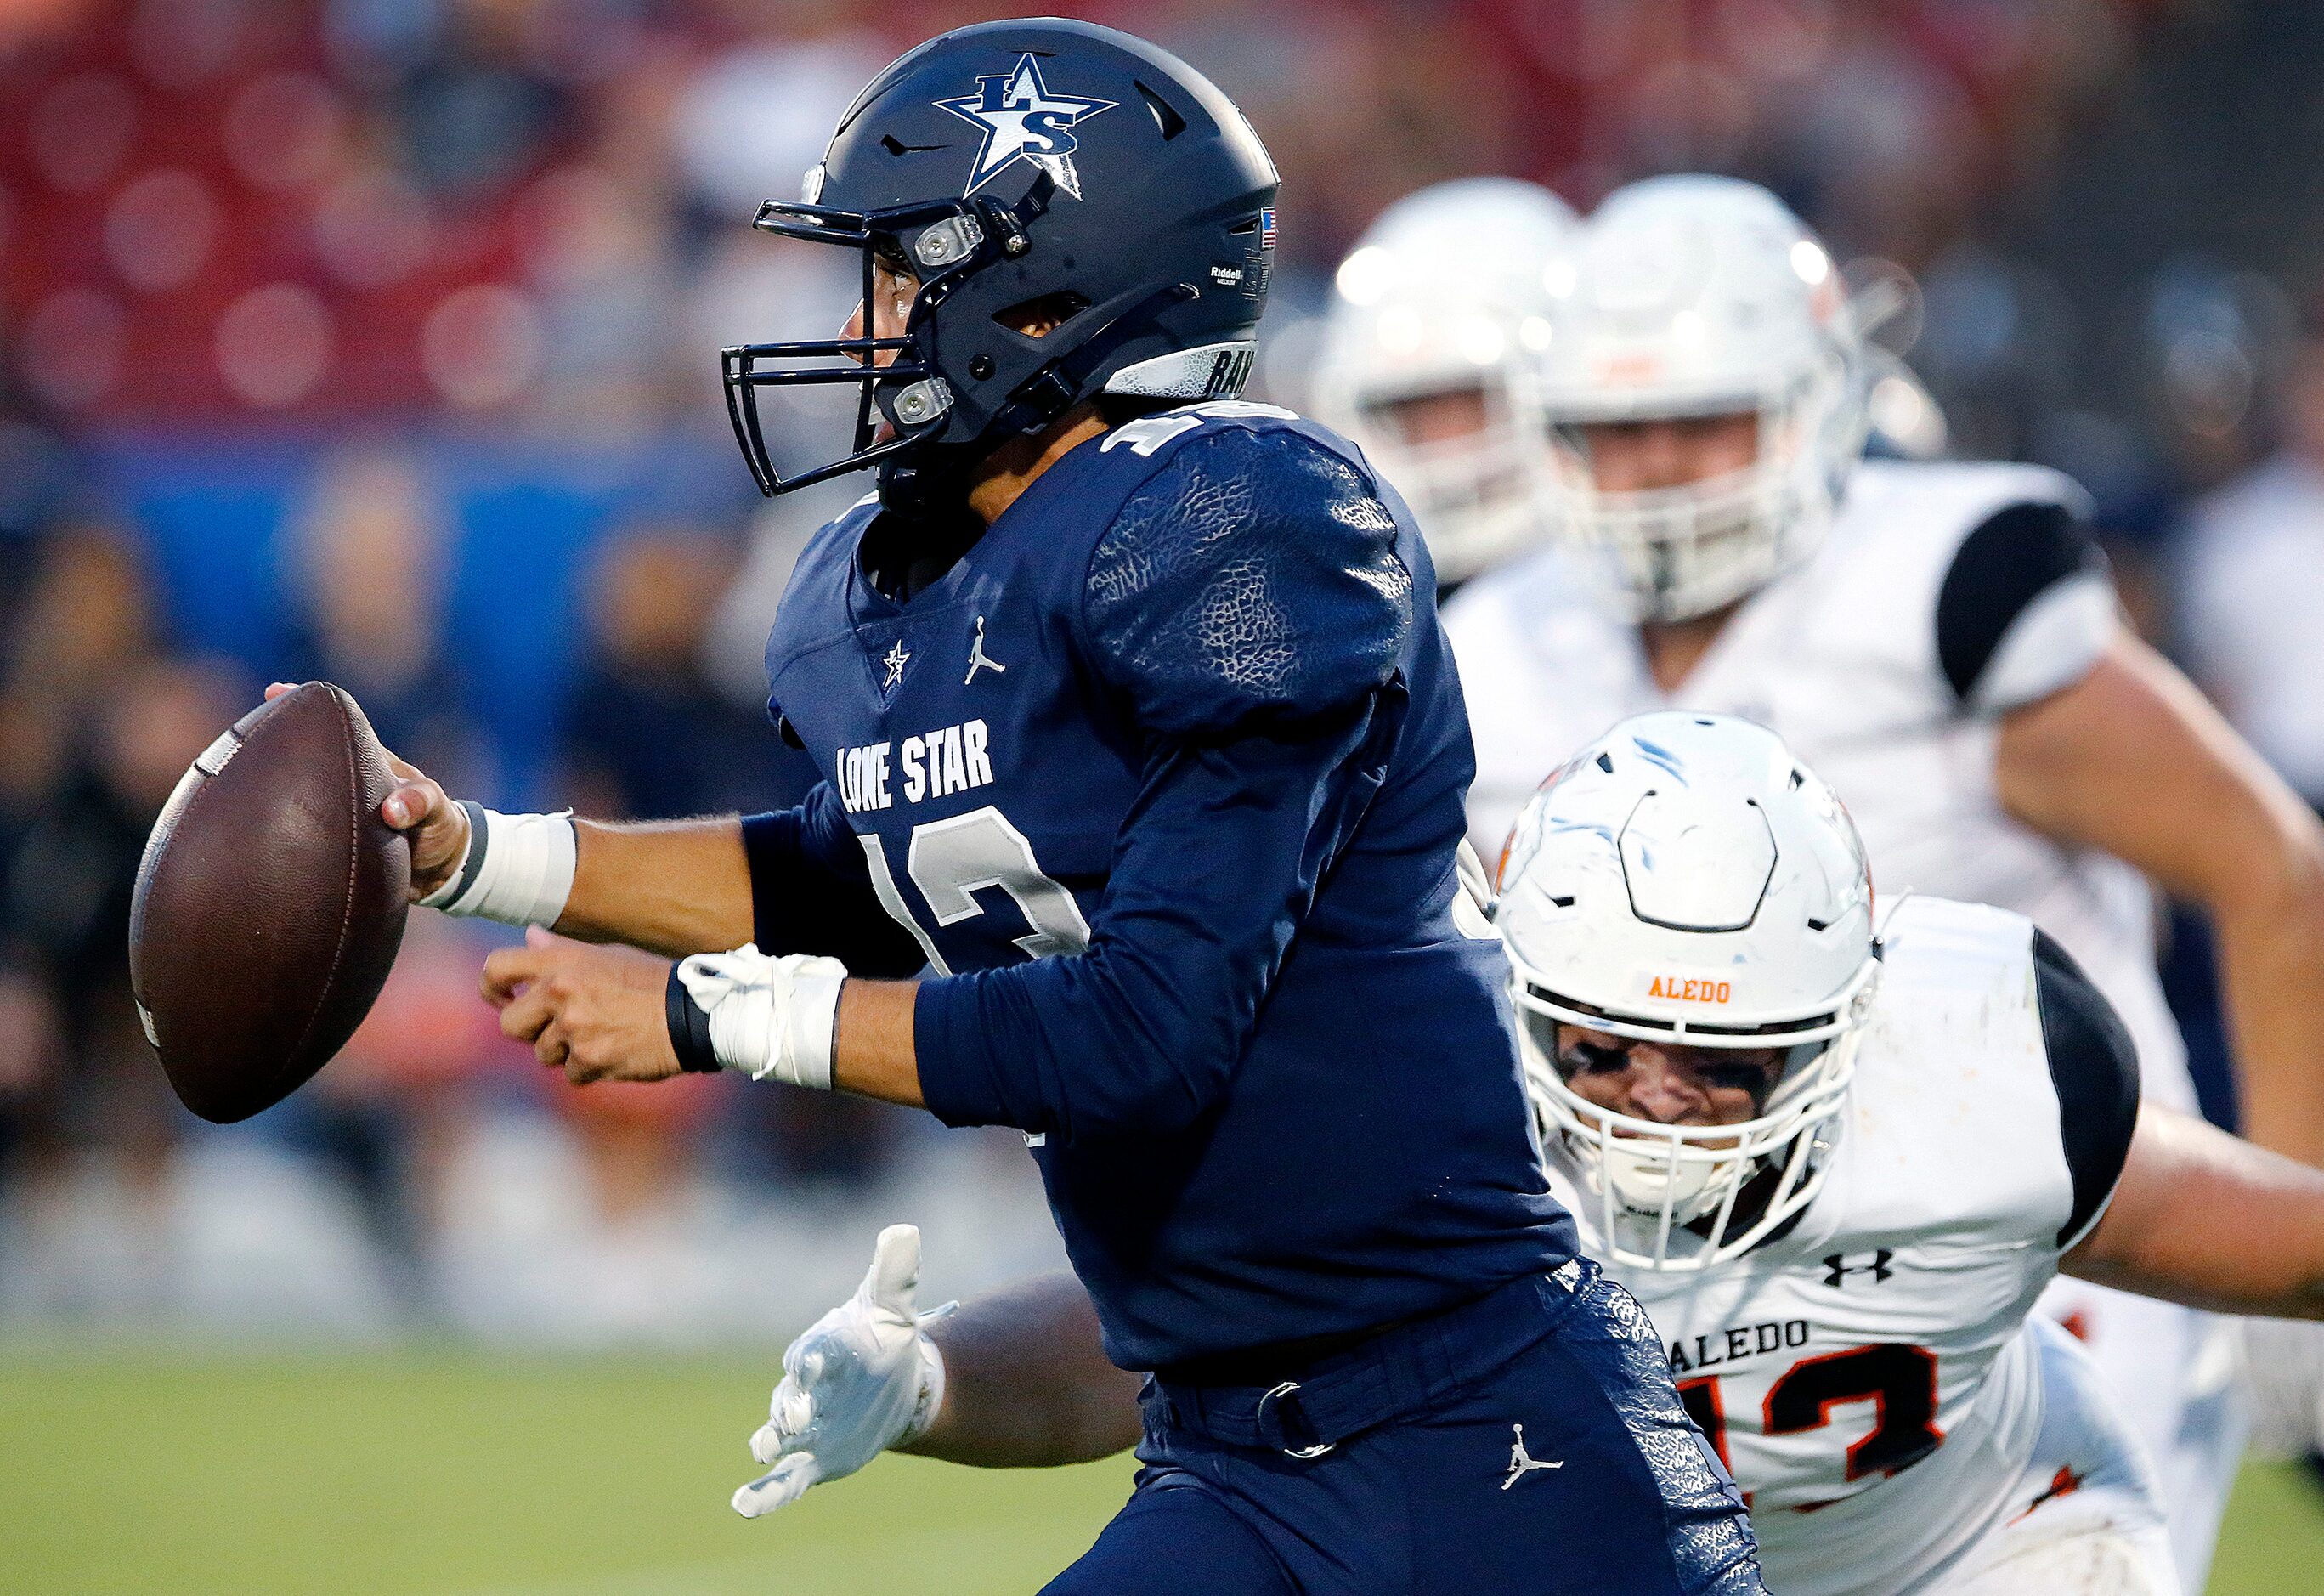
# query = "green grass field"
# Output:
<box><xmin>0</xmin><ymin>1348</ymin><xmax>2315</xmax><ymax>1593</ymax></box>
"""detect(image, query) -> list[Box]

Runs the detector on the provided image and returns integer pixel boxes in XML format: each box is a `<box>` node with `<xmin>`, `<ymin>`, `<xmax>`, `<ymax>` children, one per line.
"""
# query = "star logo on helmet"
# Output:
<box><xmin>936</xmin><ymin>54</ymin><xmax>1117</xmax><ymax>201</ymax></box>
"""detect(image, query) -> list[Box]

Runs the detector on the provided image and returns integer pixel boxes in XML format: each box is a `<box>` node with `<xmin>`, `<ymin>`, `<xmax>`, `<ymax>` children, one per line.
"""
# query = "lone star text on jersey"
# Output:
<box><xmin>837</xmin><ymin>719</ymin><xmax>996</xmax><ymax>813</ymax></box>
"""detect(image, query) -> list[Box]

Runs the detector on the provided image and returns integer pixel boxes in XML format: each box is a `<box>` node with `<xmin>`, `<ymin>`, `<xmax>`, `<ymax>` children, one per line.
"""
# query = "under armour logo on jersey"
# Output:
<box><xmin>964</xmin><ymin>616</ymin><xmax>1007</xmax><ymax>685</ymax></box>
<box><xmin>1501</xmin><ymin>1424</ymin><xmax>1562</xmax><ymax>1489</ymax></box>
<box><xmin>881</xmin><ymin>639</ymin><xmax>912</xmax><ymax>692</ymax></box>
<box><xmin>1822</xmin><ymin>1249</ymin><xmax>1895</xmax><ymax>1288</ymax></box>
<box><xmin>936</xmin><ymin>54</ymin><xmax>1117</xmax><ymax>200</ymax></box>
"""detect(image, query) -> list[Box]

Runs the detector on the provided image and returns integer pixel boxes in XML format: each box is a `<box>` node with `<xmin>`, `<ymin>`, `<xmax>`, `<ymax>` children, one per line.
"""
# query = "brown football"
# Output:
<box><xmin>129</xmin><ymin>682</ymin><xmax>411</xmax><ymax>1123</ymax></box>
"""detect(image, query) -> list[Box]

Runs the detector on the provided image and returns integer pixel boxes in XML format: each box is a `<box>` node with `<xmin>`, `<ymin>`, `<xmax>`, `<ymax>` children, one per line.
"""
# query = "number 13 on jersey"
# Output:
<box><xmin>856</xmin><ymin>805</ymin><xmax>1090</xmax><ymax>973</ymax></box>
<box><xmin>1680</xmin><ymin>1344</ymin><xmax>1945</xmax><ymax>1497</ymax></box>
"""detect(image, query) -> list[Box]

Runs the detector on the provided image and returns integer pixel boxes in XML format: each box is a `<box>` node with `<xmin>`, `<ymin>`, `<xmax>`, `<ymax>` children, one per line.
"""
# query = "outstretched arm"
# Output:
<box><xmin>269</xmin><ymin>682</ymin><xmax>761</xmax><ymax>958</ymax></box>
<box><xmin>904</xmin><ymin>1272</ymin><xmax>1145</xmax><ymax>1468</ymax></box>
<box><xmin>480</xmin><ymin>426</ymin><xmax>1416</xmax><ymax>1108</ymax></box>
<box><xmin>556</xmin><ymin>818</ymin><xmax>755</xmax><ymax>955</ymax></box>
<box><xmin>2065</xmin><ymin>1102</ymin><xmax>2324</xmax><ymax>1318</ymax></box>
<box><xmin>730</xmin><ymin>1231</ymin><xmax>1140</xmax><ymax>1521</ymax></box>
<box><xmin>1998</xmin><ymin>630</ymin><xmax>2324</xmax><ymax>1166</ymax></box>
<box><xmin>481</xmin><ymin>695</ymin><xmax>1404</xmax><ymax>1106</ymax></box>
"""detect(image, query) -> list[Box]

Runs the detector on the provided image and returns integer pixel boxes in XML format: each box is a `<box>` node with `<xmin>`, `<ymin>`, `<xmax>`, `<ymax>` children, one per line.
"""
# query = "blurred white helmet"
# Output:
<box><xmin>1530</xmin><ymin>175</ymin><xmax>1871</xmax><ymax>622</ymax></box>
<box><xmin>1310</xmin><ymin>178</ymin><xmax>1580</xmax><ymax>587</ymax></box>
<box><xmin>1496</xmin><ymin>712</ymin><xmax>1880</xmax><ymax>1271</ymax></box>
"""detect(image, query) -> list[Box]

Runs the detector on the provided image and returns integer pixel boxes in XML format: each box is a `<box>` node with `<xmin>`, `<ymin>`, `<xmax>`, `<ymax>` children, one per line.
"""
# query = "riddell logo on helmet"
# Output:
<box><xmin>1647</xmin><ymin>975</ymin><xmax>1732</xmax><ymax>1004</ymax></box>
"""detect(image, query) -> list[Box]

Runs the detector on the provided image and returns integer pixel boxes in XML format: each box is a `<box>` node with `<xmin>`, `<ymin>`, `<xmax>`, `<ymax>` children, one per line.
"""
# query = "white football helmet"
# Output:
<box><xmin>1529</xmin><ymin>175</ymin><xmax>1871</xmax><ymax>622</ymax></box>
<box><xmin>1496</xmin><ymin>712</ymin><xmax>1880</xmax><ymax>1271</ymax></box>
<box><xmin>1309</xmin><ymin>178</ymin><xmax>1580</xmax><ymax>586</ymax></box>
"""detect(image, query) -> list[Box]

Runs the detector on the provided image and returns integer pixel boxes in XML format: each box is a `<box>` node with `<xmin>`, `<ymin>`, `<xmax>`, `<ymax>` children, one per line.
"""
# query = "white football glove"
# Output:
<box><xmin>1453</xmin><ymin>836</ymin><xmax>1501</xmax><ymax>941</ymax></box>
<box><xmin>732</xmin><ymin>1224</ymin><xmax>956</xmax><ymax>1519</ymax></box>
<box><xmin>676</xmin><ymin>943</ymin><xmax>848</xmax><ymax>1089</ymax></box>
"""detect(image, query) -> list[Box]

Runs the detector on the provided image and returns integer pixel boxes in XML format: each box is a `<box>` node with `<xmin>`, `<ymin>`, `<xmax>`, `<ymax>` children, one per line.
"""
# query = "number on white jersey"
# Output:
<box><xmin>1679</xmin><ymin>1343</ymin><xmax>1944</xmax><ymax>1499</ymax></box>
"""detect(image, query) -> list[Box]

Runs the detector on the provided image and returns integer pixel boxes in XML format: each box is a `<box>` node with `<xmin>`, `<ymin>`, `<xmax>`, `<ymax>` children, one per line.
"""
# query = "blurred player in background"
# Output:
<box><xmin>328</xmin><ymin>21</ymin><xmax>1763</xmax><ymax>1595</ymax></box>
<box><xmin>1407</xmin><ymin>173</ymin><xmax>2324</xmax><ymax>1589</ymax></box>
<box><xmin>742</xmin><ymin>714</ymin><xmax>2324</xmax><ymax>1596</ymax></box>
<box><xmin>1308</xmin><ymin>178</ymin><xmax>1577</xmax><ymax>593</ymax></box>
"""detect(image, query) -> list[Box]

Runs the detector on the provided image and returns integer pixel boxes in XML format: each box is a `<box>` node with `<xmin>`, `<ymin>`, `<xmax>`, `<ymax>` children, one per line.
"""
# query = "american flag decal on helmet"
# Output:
<box><xmin>1259</xmin><ymin>207</ymin><xmax>1277</xmax><ymax>250</ymax></box>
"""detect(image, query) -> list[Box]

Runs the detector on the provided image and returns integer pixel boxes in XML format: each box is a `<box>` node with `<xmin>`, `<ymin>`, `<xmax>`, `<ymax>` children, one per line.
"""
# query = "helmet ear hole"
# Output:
<box><xmin>995</xmin><ymin>291</ymin><xmax>1093</xmax><ymax>337</ymax></box>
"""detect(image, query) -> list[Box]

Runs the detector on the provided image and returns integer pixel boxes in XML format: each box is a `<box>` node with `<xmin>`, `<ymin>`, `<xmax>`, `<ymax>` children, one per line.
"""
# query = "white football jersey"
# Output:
<box><xmin>1449</xmin><ymin>456</ymin><xmax>2242</xmax><ymax>1588</ymax></box>
<box><xmin>1448</xmin><ymin>456</ymin><xmax>2186</xmax><ymax>1115</ymax></box>
<box><xmin>1547</xmin><ymin>897</ymin><xmax>2149</xmax><ymax>1596</ymax></box>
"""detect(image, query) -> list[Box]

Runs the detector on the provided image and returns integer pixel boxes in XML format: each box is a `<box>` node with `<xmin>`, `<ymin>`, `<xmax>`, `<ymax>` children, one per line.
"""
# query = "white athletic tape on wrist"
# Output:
<box><xmin>901</xmin><ymin>1336</ymin><xmax>947</xmax><ymax>1448</ymax></box>
<box><xmin>417</xmin><ymin>802</ymin><xmax>577</xmax><ymax>928</ymax></box>
<box><xmin>676</xmin><ymin>945</ymin><xmax>848</xmax><ymax>1089</ymax></box>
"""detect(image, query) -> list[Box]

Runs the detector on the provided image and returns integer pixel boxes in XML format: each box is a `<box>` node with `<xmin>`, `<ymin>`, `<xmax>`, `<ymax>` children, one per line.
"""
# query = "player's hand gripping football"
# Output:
<box><xmin>732</xmin><ymin>1224</ymin><xmax>956</xmax><ymax>1519</ymax></box>
<box><xmin>263</xmin><ymin>682</ymin><xmax>469</xmax><ymax>901</ymax></box>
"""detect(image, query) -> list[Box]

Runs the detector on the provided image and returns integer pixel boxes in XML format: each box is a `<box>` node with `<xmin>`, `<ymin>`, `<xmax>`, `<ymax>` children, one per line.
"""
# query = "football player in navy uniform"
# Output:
<box><xmin>324</xmin><ymin>20</ymin><xmax>1764</xmax><ymax>1595</ymax></box>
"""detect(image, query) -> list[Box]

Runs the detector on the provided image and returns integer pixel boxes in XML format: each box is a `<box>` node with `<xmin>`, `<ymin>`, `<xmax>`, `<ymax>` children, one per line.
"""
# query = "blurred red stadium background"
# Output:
<box><xmin>3</xmin><ymin>0</ymin><xmax>2321</xmax><ymax>1347</ymax></box>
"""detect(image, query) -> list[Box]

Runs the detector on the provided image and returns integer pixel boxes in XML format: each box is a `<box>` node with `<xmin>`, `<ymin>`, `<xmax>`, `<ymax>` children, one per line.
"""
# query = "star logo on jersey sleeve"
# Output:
<box><xmin>936</xmin><ymin>54</ymin><xmax>1116</xmax><ymax>200</ymax></box>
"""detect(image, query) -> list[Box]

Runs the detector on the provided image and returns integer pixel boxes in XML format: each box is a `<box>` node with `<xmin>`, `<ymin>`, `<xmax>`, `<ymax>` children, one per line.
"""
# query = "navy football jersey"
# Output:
<box><xmin>749</xmin><ymin>401</ymin><xmax>1575</xmax><ymax>1370</ymax></box>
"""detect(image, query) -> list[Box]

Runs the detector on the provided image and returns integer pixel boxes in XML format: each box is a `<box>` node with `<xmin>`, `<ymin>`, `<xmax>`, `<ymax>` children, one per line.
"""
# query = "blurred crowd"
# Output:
<box><xmin>5</xmin><ymin>0</ymin><xmax>2324</xmax><ymax>1338</ymax></box>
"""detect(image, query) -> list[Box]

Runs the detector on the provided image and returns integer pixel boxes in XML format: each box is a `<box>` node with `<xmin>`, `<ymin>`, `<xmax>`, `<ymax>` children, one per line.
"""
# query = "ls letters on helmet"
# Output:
<box><xmin>936</xmin><ymin>54</ymin><xmax>1117</xmax><ymax>199</ymax></box>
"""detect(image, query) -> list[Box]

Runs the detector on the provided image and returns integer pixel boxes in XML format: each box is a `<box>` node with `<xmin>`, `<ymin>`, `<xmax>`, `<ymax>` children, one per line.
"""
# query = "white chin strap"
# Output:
<box><xmin>1601</xmin><ymin>1136</ymin><xmax>1734</xmax><ymax>1224</ymax></box>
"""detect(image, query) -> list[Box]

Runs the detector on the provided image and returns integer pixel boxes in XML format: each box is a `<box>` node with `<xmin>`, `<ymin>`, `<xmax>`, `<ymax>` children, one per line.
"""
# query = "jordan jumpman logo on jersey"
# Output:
<box><xmin>965</xmin><ymin>615</ymin><xmax>1008</xmax><ymax>685</ymax></box>
<box><xmin>1501</xmin><ymin>1423</ymin><xmax>1563</xmax><ymax>1489</ymax></box>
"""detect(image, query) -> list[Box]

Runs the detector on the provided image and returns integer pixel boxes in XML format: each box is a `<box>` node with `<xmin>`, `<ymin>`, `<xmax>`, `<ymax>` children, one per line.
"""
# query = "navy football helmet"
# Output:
<box><xmin>720</xmin><ymin>19</ymin><xmax>1280</xmax><ymax>510</ymax></box>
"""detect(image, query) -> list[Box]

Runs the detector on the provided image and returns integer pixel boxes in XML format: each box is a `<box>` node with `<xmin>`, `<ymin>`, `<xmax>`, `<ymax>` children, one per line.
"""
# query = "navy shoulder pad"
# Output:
<box><xmin>1081</xmin><ymin>420</ymin><xmax>1415</xmax><ymax>737</ymax></box>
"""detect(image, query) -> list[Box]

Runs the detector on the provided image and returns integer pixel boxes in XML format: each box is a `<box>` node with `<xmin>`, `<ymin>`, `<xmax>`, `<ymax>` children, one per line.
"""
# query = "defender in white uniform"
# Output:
<box><xmin>1423</xmin><ymin>175</ymin><xmax>2324</xmax><ymax>1588</ymax></box>
<box><xmin>1500</xmin><ymin>715</ymin><xmax>2168</xmax><ymax>1595</ymax></box>
<box><xmin>1308</xmin><ymin>176</ymin><xmax>1577</xmax><ymax>590</ymax></box>
<box><xmin>718</xmin><ymin>716</ymin><xmax>2324</xmax><ymax>1596</ymax></box>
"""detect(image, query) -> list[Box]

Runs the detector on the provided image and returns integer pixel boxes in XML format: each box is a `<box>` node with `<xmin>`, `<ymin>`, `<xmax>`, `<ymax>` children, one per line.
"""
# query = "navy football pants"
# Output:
<box><xmin>1042</xmin><ymin>1265</ymin><xmax>1764</xmax><ymax>1596</ymax></box>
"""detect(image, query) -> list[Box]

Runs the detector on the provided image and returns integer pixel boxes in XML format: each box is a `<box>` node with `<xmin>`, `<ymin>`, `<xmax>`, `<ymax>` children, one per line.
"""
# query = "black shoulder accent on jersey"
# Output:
<box><xmin>1933</xmin><ymin>500</ymin><xmax>2103</xmax><ymax>703</ymax></box>
<box><xmin>2033</xmin><ymin>927</ymin><xmax>2140</xmax><ymax>1248</ymax></box>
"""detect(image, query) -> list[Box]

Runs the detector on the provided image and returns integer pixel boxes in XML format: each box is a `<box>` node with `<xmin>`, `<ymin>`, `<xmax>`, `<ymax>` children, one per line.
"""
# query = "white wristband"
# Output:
<box><xmin>417</xmin><ymin>802</ymin><xmax>578</xmax><ymax>929</ymax></box>
<box><xmin>676</xmin><ymin>945</ymin><xmax>849</xmax><ymax>1089</ymax></box>
<box><xmin>901</xmin><ymin>1336</ymin><xmax>947</xmax><ymax>1447</ymax></box>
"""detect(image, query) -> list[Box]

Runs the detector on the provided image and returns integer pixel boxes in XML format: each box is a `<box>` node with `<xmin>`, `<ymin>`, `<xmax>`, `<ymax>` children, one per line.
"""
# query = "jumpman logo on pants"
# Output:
<box><xmin>1501</xmin><ymin>1423</ymin><xmax>1563</xmax><ymax>1489</ymax></box>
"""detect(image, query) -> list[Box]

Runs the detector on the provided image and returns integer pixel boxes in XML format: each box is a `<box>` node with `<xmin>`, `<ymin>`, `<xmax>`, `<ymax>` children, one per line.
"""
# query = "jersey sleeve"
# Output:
<box><xmin>738</xmin><ymin>783</ymin><xmax>929</xmax><ymax>977</ymax></box>
<box><xmin>2033</xmin><ymin>927</ymin><xmax>2141</xmax><ymax>1249</ymax></box>
<box><xmin>1934</xmin><ymin>496</ymin><xmax>2116</xmax><ymax>715</ymax></box>
<box><xmin>911</xmin><ymin>676</ymin><xmax>1409</xmax><ymax>1140</ymax></box>
<box><xmin>1079</xmin><ymin>426</ymin><xmax>1416</xmax><ymax>737</ymax></box>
